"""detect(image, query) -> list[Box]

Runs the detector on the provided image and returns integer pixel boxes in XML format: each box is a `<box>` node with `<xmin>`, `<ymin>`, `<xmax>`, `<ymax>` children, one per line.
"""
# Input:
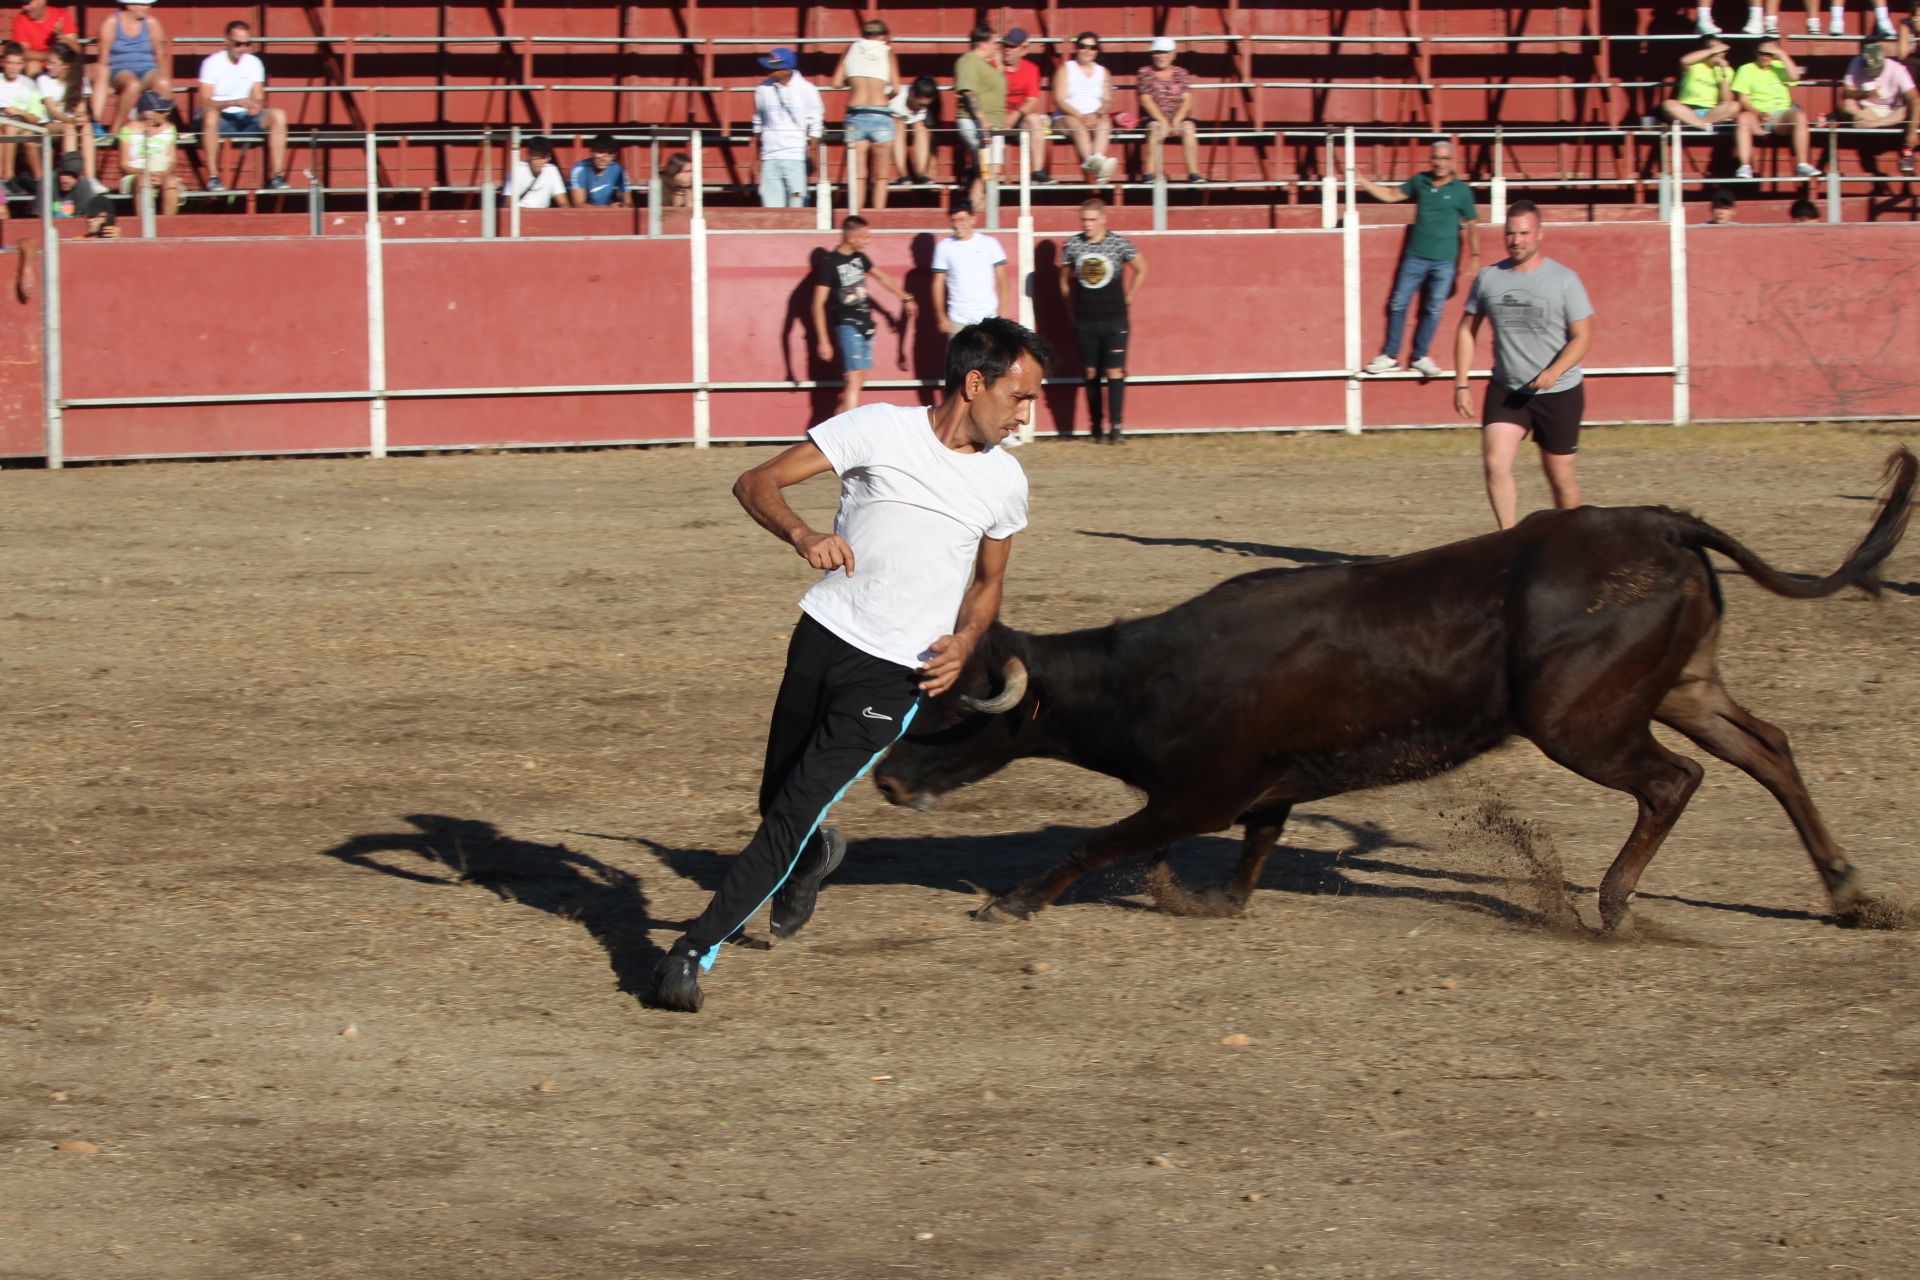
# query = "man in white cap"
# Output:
<box><xmin>1137</xmin><ymin>36</ymin><xmax>1201</xmax><ymax>182</ymax></box>
<box><xmin>753</xmin><ymin>47</ymin><xmax>823</xmax><ymax>208</ymax></box>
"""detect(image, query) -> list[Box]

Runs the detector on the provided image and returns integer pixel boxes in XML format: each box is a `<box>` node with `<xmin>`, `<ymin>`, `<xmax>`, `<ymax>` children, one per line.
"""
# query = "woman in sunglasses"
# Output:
<box><xmin>1054</xmin><ymin>31</ymin><xmax>1116</xmax><ymax>182</ymax></box>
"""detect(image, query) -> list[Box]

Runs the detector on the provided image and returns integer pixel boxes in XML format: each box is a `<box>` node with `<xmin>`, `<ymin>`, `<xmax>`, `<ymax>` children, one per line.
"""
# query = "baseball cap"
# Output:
<box><xmin>1149</xmin><ymin>36</ymin><xmax>1177</xmax><ymax>53</ymax></box>
<box><xmin>1004</xmin><ymin>28</ymin><xmax>1029</xmax><ymax>48</ymax></box>
<box><xmin>57</xmin><ymin>151</ymin><xmax>85</xmax><ymax>176</ymax></box>
<box><xmin>757</xmin><ymin>47</ymin><xmax>798</xmax><ymax>71</ymax></box>
<box><xmin>136</xmin><ymin>89</ymin><xmax>173</xmax><ymax>114</ymax></box>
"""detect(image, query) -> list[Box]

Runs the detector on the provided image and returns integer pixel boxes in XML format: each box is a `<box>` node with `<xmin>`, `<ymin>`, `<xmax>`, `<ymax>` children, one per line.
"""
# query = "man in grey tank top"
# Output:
<box><xmin>1452</xmin><ymin>200</ymin><xmax>1595</xmax><ymax>530</ymax></box>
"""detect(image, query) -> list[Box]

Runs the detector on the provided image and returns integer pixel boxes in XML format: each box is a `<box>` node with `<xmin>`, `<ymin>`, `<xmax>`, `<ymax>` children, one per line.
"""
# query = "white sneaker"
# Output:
<box><xmin>1099</xmin><ymin>155</ymin><xmax>1120</xmax><ymax>181</ymax></box>
<box><xmin>1695</xmin><ymin>13</ymin><xmax>1722</xmax><ymax>34</ymax></box>
<box><xmin>1744</xmin><ymin>12</ymin><xmax>1765</xmax><ymax>34</ymax></box>
<box><xmin>1411</xmin><ymin>356</ymin><xmax>1446</xmax><ymax>379</ymax></box>
<box><xmin>1364</xmin><ymin>354</ymin><xmax>1399</xmax><ymax>375</ymax></box>
<box><xmin>1764</xmin><ymin>15</ymin><xmax>1781</xmax><ymax>35</ymax></box>
<box><xmin>1807</xmin><ymin>20</ymin><xmax>1822</xmax><ymax>35</ymax></box>
<box><xmin>1796</xmin><ymin>162</ymin><xmax>1823</xmax><ymax>178</ymax></box>
<box><xmin>1828</xmin><ymin>16</ymin><xmax>1847</xmax><ymax>36</ymax></box>
<box><xmin>1877</xmin><ymin>16</ymin><xmax>1898</xmax><ymax>38</ymax></box>
<box><xmin>1735</xmin><ymin>163</ymin><xmax>1755</xmax><ymax>178</ymax></box>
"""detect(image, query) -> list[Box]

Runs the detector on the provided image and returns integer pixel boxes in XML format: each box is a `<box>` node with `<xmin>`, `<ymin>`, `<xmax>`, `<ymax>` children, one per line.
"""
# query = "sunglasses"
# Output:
<box><xmin>1077</xmin><ymin>43</ymin><xmax>1099</xmax><ymax>50</ymax></box>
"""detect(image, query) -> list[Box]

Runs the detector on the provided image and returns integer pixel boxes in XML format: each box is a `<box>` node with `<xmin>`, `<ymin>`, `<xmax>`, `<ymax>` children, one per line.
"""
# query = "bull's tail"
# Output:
<box><xmin>1674</xmin><ymin>445</ymin><xmax>1916</xmax><ymax>600</ymax></box>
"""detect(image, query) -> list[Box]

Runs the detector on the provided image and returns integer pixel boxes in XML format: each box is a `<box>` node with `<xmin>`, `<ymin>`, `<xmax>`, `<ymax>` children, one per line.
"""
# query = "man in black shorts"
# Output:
<box><xmin>1059</xmin><ymin>197</ymin><xmax>1147</xmax><ymax>442</ymax></box>
<box><xmin>1452</xmin><ymin>200</ymin><xmax>1595</xmax><ymax>529</ymax></box>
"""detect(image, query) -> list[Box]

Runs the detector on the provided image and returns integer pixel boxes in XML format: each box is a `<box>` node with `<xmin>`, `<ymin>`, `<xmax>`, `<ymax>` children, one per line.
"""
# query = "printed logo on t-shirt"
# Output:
<box><xmin>1073</xmin><ymin>252</ymin><xmax>1118</xmax><ymax>290</ymax></box>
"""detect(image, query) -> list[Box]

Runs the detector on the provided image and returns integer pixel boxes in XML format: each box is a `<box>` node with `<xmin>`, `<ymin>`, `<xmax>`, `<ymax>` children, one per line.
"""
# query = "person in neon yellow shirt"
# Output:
<box><xmin>1731</xmin><ymin>43</ymin><xmax>1821</xmax><ymax>178</ymax></box>
<box><xmin>1662</xmin><ymin>36</ymin><xmax>1740</xmax><ymax>130</ymax></box>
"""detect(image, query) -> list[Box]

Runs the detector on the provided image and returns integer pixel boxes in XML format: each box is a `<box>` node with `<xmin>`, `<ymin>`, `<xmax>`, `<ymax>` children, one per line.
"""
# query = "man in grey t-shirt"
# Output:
<box><xmin>1452</xmin><ymin>201</ymin><xmax>1595</xmax><ymax>530</ymax></box>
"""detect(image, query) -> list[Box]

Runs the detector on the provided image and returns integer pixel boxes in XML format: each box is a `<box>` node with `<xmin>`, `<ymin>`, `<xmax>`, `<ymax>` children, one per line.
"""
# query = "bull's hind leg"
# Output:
<box><xmin>1142</xmin><ymin>805</ymin><xmax>1291</xmax><ymax>917</ymax></box>
<box><xmin>1656</xmin><ymin>676</ymin><xmax>1865</xmax><ymax>918</ymax></box>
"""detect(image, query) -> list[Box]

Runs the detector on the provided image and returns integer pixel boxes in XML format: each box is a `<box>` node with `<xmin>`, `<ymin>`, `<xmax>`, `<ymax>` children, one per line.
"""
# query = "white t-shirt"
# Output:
<box><xmin>505</xmin><ymin>160</ymin><xmax>566</xmax><ymax>208</ymax></box>
<box><xmin>0</xmin><ymin>73</ymin><xmax>46</xmax><ymax>121</ymax></box>
<box><xmin>199</xmin><ymin>51</ymin><xmax>266</xmax><ymax>107</ymax></box>
<box><xmin>932</xmin><ymin>232</ymin><xmax>1007</xmax><ymax>325</ymax></box>
<box><xmin>799</xmin><ymin>403</ymin><xmax>1028</xmax><ymax>669</ymax></box>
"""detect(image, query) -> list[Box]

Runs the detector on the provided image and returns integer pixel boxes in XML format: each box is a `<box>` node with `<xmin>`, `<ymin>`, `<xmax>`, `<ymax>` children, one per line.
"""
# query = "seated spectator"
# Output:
<box><xmin>92</xmin><ymin>1</ymin><xmax>171</xmax><ymax>136</ymax></box>
<box><xmin>83</xmin><ymin>190</ymin><xmax>118</xmax><ymax>236</ymax></box>
<box><xmin>1705</xmin><ymin>188</ymin><xmax>1739</xmax><ymax>222</ymax></box>
<box><xmin>569</xmin><ymin>134</ymin><xmax>631</xmax><ymax>207</ymax></box>
<box><xmin>38</xmin><ymin>44</ymin><xmax>93</xmax><ymax>175</ymax></box>
<box><xmin>1839</xmin><ymin>38</ymin><xmax>1919</xmax><ymax>174</ymax></box>
<box><xmin>953</xmin><ymin>27</ymin><xmax>1007</xmax><ymax>212</ymax></box>
<box><xmin>11</xmin><ymin>0</ymin><xmax>76</xmax><ymax>77</ymax></box>
<box><xmin>51</xmin><ymin>148</ymin><xmax>103</xmax><ymax>215</ymax></box>
<box><xmin>504</xmin><ymin>136</ymin><xmax>565</xmax><ymax>209</ymax></box>
<box><xmin>1732</xmin><ymin>43</ymin><xmax>1821</xmax><ymax>179</ymax></box>
<box><xmin>1000</xmin><ymin>28</ymin><xmax>1051</xmax><ymax>182</ymax></box>
<box><xmin>657</xmin><ymin>150</ymin><xmax>692</xmax><ymax>208</ymax></box>
<box><xmin>888</xmin><ymin>76</ymin><xmax>939</xmax><ymax>186</ymax></box>
<box><xmin>832</xmin><ymin>19</ymin><xmax>900</xmax><ymax>211</ymax></box>
<box><xmin>117</xmin><ymin>88</ymin><xmax>180</xmax><ymax>214</ymax></box>
<box><xmin>1138</xmin><ymin>37</ymin><xmax>1202</xmax><ymax>182</ymax></box>
<box><xmin>0</xmin><ymin>42</ymin><xmax>47</xmax><ymax>191</ymax></box>
<box><xmin>197</xmin><ymin>22</ymin><xmax>290</xmax><ymax>191</ymax></box>
<box><xmin>1055</xmin><ymin>32</ymin><xmax>1116</xmax><ymax>184</ymax></box>
<box><xmin>1789</xmin><ymin>196</ymin><xmax>1822</xmax><ymax>220</ymax></box>
<box><xmin>753</xmin><ymin>47</ymin><xmax>821</xmax><ymax>209</ymax></box>
<box><xmin>1663</xmin><ymin>37</ymin><xmax>1739</xmax><ymax>130</ymax></box>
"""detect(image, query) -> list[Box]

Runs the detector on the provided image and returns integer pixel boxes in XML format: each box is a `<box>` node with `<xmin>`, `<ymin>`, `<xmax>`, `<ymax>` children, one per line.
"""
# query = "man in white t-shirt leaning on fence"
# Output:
<box><xmin>197</xmin><ymin>20</ymin><xmax>288</xmax><ymax>191</ymax></box>
<box><xmin>932</xmin><ymin>201</ymin><xmax>1009</xmax><ymax>334</ymax></box>
<box><xmin>651</xmin><ymin>317</ymin><xmax>1052</xmax><ymax>1014</ymax></box>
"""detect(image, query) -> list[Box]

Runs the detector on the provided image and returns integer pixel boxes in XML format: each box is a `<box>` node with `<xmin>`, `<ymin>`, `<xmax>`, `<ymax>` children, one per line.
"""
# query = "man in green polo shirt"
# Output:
<box><xmin>1731</xmin><ymin>42</ymin><xmax>1822</xmax><ymax>178</ymax></box>
<box><xmin>1360</xmin><ymin>141</ymin><xmax>1481</xmax><ymax>379</ymax></box>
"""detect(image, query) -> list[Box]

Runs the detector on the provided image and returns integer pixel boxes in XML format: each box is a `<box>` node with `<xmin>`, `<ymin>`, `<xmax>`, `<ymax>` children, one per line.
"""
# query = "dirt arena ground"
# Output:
<box><xmin>2</xmin><ymin>421</ymin><xmax>1918</xmax><ymax>1279</ymax></box>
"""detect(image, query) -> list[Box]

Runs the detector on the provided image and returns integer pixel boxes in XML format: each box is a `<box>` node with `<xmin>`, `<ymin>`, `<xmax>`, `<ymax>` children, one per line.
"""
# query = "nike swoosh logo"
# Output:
<box><xmin>861</xmin><ymin>707</ymin><xmax>893</xmax><ymax>721</ymax></box>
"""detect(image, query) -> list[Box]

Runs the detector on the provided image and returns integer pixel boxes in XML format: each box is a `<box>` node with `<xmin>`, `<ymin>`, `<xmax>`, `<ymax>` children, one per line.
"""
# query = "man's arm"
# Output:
<box><xmin>1124</xmin><ymin>250</ymin><xmax>1148</xmax><ymax>304</ymax></box>
<box><xmin>1528</xmin><ymin>315</ymin><xmax>1594</xmax><ymax>391</ymax></box>
<box><xmin>1058</xmin><ymin>259</ymin><xmax>1074</xmax><ymax>307</ymax></box>
<box><xmin>1172</xmin><ymin>89</ymin><xmax>1193</xmax><ymax>127</ymax></box>
<box><xmin>995</xmin><ymin>260</ymin><xmax>1009</xmax><ymax>318</ymax></box>
<box><xmin>1357</xmin><ymin>175</ymin><xmax>1409</xmax><ymax>202</ymax></box>
<box><xmin>810</xmin><ymin>281</ymin><xmax>832</xmax><ymax>359</ymax></box>
<box><xmin>1452</xmin><ymin>311</ymin><xmax>1484</xmax><ymax>421</ymax></box>
<box><xmin>1139</xmin><ymin>84</ymin><xmax>1170</xmax><ymax>125</ymax></box>
<box><xmin>1459</xmin><ymin>213</ymin><xmax>1480</xmax><ymax>270</ymax></box>
<box><xmin>829</xmin><ymin>50</ymin><xmax>849</xmax><ymax>91</ymax></box>
<box><xmin>918</xmin><ymin>535</ymin><xmax>1012</xmax><ymax>696</ymax></box>
<box><xmin>150</xmin><ymin>16</ymin><xmax>171</xmax><ymax>68</ymax></box>
<box><xmin>866</xmin><ymin>265</ymin><xmax>919</xmax><ymax>320</ymax></box>
<box><xmin>932</xmin><ymin>270</ymin><xmax>950</xmax><ymax>332</ymax></box>
<box><xmin>731</xmin><ymin>441</ymin><xmax>854</xmax><ymax>573</ymax></box>
<box><xmin>1905</xmin><ymin>86</ymin><xmax>1920</xmax><ymax>151</ymax></box>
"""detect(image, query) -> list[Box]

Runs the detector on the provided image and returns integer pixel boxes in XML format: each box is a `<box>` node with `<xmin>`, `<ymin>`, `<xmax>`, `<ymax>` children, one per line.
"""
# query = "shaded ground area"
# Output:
<box><xmin>2</xmin><ymin>422</ymin><xmax>1918</xmax><ymax>1279</ymax></box>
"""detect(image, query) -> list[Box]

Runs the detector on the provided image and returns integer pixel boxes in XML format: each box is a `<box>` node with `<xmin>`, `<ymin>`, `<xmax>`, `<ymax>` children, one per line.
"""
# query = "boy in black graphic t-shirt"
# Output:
<box><xmin>811</xmin><ymin>214</ymin><xmax>917</xmax><ymax>416</ymax></box>
<box><xmin>1059</xmin><ymin>198</ymin><xmax>1148</xmax><ymax>442</ymax></box>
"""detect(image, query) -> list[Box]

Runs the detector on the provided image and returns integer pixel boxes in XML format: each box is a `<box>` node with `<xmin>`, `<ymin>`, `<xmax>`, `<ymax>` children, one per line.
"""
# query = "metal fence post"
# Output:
<box><xmin>1826</xmin><ymin>128</ymin><xmax>1841</xmax><ymax>222</ymax></box>
<box><xmin>1342</xmin><ymin>127</ymin><xmax>1362</xmax><ymax>435</ymax></box>
<box><xmin>1490</xmin><ymin>127</ymin><xmax>1508</xmax><ymax>226</ymax></box>
<box><xmin>507</xmin><ymin>125</ymin><xmax>521</xmax><ymax>238</ymax></box>
<box><xmin>39</xmin><ymin>127</ymin><xmax>63</xmax><ymax>468</ymax></box>
<box><xmin>815</xmin><ymin>136</ymin><xmax>832</xmax><ymax>228</ymax></box>
<box><xmin>691</xmin><ymin>132</ymin><xmax>711</xmax><ymax>448</ymax></box>
<box><xmin>1152</xmin><ymin>168</ymin><xmax>1167</xmax><ymax>231</ymax></box>
<box><xmin>480</xmin><ymin>126</ymin><xmax>496</xmax><ymax>238</ymax></box>
<box><xmin>1016</xmin><ymin>130</ymin><xmax>1036</xmax><ymax>443</ymax></box>
<box><xmin>647</xmin><ymin>136</ymin><xmax>662</xmax><ymax>237</ymax></box>
<box><xmin>365</xmin><ymin>130</ymin><xmax>387</xmax><ymax>458</ymax></box>
<box><xmin>1321</xmin><ymin>134</ymin><xmax>1337</xmax><ymax>229</ymax></box>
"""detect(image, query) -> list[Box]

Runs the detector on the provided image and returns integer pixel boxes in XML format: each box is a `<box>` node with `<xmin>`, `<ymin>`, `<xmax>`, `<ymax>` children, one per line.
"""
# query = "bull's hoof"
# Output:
<box><xmin>1598</xmin><ymin>893</ymin><xmax>1631</xmax><ymax>933</ymax></box>
<box><xmin>972</xmin><ymin>896</ymin><xmax>1034</xmax><ymax>923</ymax></box>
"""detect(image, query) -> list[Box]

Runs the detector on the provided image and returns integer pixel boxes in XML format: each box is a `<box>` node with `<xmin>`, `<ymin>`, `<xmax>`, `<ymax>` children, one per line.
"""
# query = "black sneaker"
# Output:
<box><xmin>1032</xmin><ymin>169</ymin><xmax>1052</xmax><ymax>184</ymax></box>
<box><xmin>205</xmin><ymin>176</ymin><xmax>227</xmax><ymax>193</ymax></box>
<box><xmin>651</xmin><ymin>949</ymin><xmax>704</xmax><ymax>1012</ymax></box>
<box><xmin>769</xmin><ymin>826</ymin><xmax>848</xmax><ymax>940</ymax></box>
<box><xmin>267</xmin><ymin>174</ymin><xmax>289</xmax><ymax>190</ymax></box>
<box><xmin>1108</xmin><ymin>425</ymin><xmax>1125</xmax><ymax>444</ymax></box>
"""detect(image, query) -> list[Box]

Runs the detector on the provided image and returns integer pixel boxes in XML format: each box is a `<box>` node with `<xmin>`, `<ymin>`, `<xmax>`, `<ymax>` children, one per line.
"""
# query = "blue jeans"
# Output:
<box><xmin>759</xmin><ymin>157</ymin><xmax>807</xmax><ymax>207</ymax></box>
<box><xmin>833</xmin><ymin>321</ymin><xmax>874</xmax><ymax>372</ymax></box>
<box><xmin>1382</xmin><ymin>254</ymin><xmax>1458</xmax><ymax>362</ymax></box>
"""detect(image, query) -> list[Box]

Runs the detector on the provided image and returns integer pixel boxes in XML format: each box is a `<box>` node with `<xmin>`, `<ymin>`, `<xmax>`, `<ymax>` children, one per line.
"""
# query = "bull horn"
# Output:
<box><xmin>959</xmin><ymin>657</ymin><xmax>1028</xmax><ymax>714</ymax></box>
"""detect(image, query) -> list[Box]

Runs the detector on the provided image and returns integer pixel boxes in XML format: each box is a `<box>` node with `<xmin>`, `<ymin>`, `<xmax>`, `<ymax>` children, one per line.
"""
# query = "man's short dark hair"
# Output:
<box><xmin>1790</xmin><ymin>197</ymin><xmax>1820</xmax><ymax>220</ymax></box>
<box><xmin>589</xmin><ymin>133</ymin><xmax>619</xmax><ymax>153</ymax></box>
<box><xmin>943</xmin><ymin>317</ymin><xmax>1053</xmax><ymax>397</ymax></box>
<box><xmin>841</xmin><ymin>214</ymin><xmax>869</xmax><ymax>232</ymax></box>
<box><xmin>949</xmin><ymin>198</ymin><xmax>974</xmax><ymax>217</ymax></box>
<box><xmin>526</xmin><ymin>137</ymin><xmax>555</xmax><ymax>161</ymax></box>
<box><xmin>1</xmin><ymin>41</ymin><xmax>22</xmax><ymax>58</ymax></box>
<box><xmin>969</xmin><ymin>25</ymin><xmax>996</xmax><ymax>46</ymax></box>
<box><xmin>1505</xmin><ymin>199</ymin><xmax>1542</xmax><ymax>224</ymax></box>
<box><xmin>226</xmin><ymin>20</ymin><xmax>250</xmax><ymax>37</ymax></box>
<box><xmin>1710</xmin><ymin>188</ymin><xmax>1738</xmax><ymax>210</ymax></box>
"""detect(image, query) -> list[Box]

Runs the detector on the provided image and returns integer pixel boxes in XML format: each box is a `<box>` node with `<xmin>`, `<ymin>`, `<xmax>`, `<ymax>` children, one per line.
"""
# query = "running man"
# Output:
<box><xmin>1059</xmin><ymin>197</ymin><xmax>1147</xmax><ymax>443</ymax></box>
<box><xmin>652</xmin><ymin>318</ymin><xmax>1051</xmax><ymax>1013</ymax></box>
<box><xmin>1452</xmin><ymin>200</ymin><xmax>1595</xmax><ymax>530</ymax></box>
<box><xmin>811</xmin><ymin>214</ymin><xmax>918</xmax><ymax>415</ymax></box>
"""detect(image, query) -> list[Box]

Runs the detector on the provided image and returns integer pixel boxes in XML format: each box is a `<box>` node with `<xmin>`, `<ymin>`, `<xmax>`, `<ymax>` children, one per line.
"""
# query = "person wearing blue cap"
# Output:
<box><xmin>754</xmin><ymin>46</ymin><xmax>823</xmax><ymax>208</ymax></box>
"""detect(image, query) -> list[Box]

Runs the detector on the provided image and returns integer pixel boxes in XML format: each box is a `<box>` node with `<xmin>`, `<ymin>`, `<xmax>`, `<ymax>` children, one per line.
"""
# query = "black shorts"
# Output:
<box><xmin>1075</xmin><ymin>316</ymin><xmax>1130</xmax><ymax>371</ymax></box>
<box><xmin>1482</xmin><ymin>382</ymin><xmax>1585</xmax><ymax>456</ymax></box>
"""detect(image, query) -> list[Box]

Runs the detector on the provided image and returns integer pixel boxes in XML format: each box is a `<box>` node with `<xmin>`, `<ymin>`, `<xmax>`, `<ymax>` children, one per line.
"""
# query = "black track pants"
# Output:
<box><xmin>679</xmin><ymin>614</ymin><xmax>922</xmax><ymax>969</ymax></box>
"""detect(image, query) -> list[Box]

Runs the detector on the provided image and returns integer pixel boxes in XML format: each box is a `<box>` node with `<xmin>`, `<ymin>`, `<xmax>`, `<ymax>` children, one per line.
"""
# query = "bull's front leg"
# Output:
<box><xmin>974</xmin><ymin>802</ymin><xmax>1216</xmax><ymax>922</ymax></box>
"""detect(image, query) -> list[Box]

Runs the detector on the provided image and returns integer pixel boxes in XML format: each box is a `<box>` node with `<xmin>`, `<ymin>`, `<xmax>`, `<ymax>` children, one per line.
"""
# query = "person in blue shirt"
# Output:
<box><xmin>567</xmin><ymin>134</ymin><xmax>631</xmax><ymax>207</ymax></box>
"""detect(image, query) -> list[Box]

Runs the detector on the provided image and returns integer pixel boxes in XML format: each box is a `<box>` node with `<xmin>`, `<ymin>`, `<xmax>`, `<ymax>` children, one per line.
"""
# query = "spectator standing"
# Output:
<box><xmin>1056</xmin><ymin>32</ymin><xmax>1117</xmax><ymax>184</ymax></box>
<box><xmin>932</xmin><ymin>201</ymin><xmax>1008</xmax><ymax>333</ymax></box>
<box><xmin>811</xmin><ymin>214</ymin><xmax>917</xmax><ymax>415</ymax></box>
<box><xmin>1839</xmin><ymin>38</ymin><xmax>1919</xmax><ymax>173</ymax></box>
<box><xmin>1706</xmin><ymin>187</ymin><xmax>1740</xmax><ymax>221</ymax></box>
<box><xmin>568</xmin><ymin>134</ymin><xmax>631</xmax><ymax>206</ymax></box>
<box><xmin>0</xmin><ymin>42</ymin><xmax>47</xmax><ymax>190</ymax></box>
<box><xmin>887</xmin><ymin>76</ymin><xmax>939</xmax><ymax>187</ymax></box>
<box><xmin>953</xmin><ymin>26</ymin><xmax>1007</xmax><ymax>213</ymax></box>
<box><xmin>649</xmin><ymin>318</ymin><xmax>1047</xmax><ymax>1014</ymax></box>
<box><xmin>1360</xmin><ymin>141</ymin><xmax>1479</xmax><ymax>379</ymax></box>
<box><xmin>832</xmin><ymin>19</ymin><xmax>901</xmax><ymax>212</ymax></box>
<box><xmin>503</xmin><ymin>136</ymin><xmax>565</xmax><ymax>209</ymax></box>
<box><xmin>1662</xmin><ymin>37</ymin><xmax>1740</xmax><ymax>130</ymax></box>
<box><xmin>1452</xmin><ymin>202</ymin><xmax>1595</xmax><ymax>531</ymax></box>
<box><xmin>1138</xmin><ymin>37</ymin><xmax>1202</xmax><ymax>183</ymax></box>
<box><xmin>1000</xmin><ymin>28</ymin><xmax>1051</xmax><ymax>182</ymax></box>
<box><xmin>1731</xmin><ymin>43</ymin><xmax>1822</xmax><ymax>178</ymax></box>
<box><xmin>1059</xmin><ymin>197</ymin><xmax>1147</xmax><ymax>443</ymax></box>
<box><xmin>753</xmin><ymin>47</ymin><xmax>822</xmax><ymax>209</ymax></box>
<box><xmin>198</xmin><ymin>22</ymin><xmax>290</xmax><ymax>191</ymax></box>
<box><xmin>11</xmin><ymin>1</ymin><xmax>75</xmax><ymax>76</ymax></box>
<box><xmin>92</xmin><ymin>2</ymin><xmax>170</xmax><ymax>135</ymax></box>
<box><xmin>117</xmin><ymin>88</ymin><xmax>180</xmax><ymax>214</ymax></box>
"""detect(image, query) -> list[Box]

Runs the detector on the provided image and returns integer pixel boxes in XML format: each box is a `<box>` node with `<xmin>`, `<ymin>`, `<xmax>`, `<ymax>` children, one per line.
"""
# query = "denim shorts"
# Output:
<box><xmin>844</xmin><ymin>109</ymin><xmax>896</xmax><ymax>145</ymax></box>
<box><xmin>834</xmin><ymin>321</ymin><xmax>874</xmax><ymax>372</ymax></box>
<box><xmin>215</xmin><ymin>110</ymin><xmax>267</xmax><ymax>136</ymax></box>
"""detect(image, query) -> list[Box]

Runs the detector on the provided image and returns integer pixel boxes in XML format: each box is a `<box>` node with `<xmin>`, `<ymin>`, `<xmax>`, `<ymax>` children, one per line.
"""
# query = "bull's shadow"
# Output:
<box><xmin>1080</xmin><ymin>528</ymin><xmax>1378</xmax><ymax>566</ymax></box>
<box><xmin>320</xmin><ymin>814</ymin><xmax>679</xmax><ymax>998</ymax></box>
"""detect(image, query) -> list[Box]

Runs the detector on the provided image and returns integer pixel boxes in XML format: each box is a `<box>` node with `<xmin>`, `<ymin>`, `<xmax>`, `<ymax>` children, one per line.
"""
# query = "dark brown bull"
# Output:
<box><xmin>875</xmin><ymin>449</ymin><xmax>1916</xmax><ymax>930</ymax></box>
